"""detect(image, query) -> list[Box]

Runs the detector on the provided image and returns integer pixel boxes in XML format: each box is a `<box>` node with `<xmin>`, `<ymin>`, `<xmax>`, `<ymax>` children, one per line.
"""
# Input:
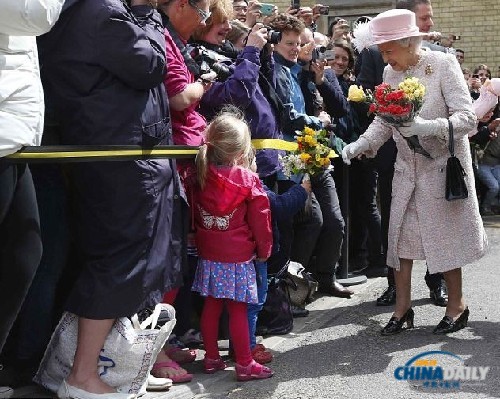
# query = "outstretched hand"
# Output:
<box><xmin>341</xmin><ymin>138</ymin><xmax>369</xmax><ymax>165</ymax></box>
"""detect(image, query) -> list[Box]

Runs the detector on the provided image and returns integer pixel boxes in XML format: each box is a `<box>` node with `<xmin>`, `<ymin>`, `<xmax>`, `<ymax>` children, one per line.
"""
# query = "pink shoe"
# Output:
<box><xmin>203</xmin><ymin>357</ymin><xmax>227</xmax><ymax>374</ymax></box>
<box><xmin>151</xmin><ymin>360</ymin><xmax>193</xmax><ymax>383</ymax></box>
<box><xmin>235</xmin><ymin>360</ymin><xmax>273</xmax><ymax>381</ymax></box>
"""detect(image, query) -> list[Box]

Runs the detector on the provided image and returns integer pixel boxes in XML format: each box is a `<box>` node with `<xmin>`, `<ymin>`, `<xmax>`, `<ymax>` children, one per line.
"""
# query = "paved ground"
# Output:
<box><xmin>13</xmin><ymin>215</ymin><xmax>500</xmax><ymax>399</ymax></box>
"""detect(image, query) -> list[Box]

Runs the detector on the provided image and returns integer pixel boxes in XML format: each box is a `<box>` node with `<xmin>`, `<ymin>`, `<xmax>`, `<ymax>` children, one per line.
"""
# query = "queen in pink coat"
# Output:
<box><xmin>343</xmin><ymin>9</ymin><xmax>487</xmax><ymax>336</ymax></box>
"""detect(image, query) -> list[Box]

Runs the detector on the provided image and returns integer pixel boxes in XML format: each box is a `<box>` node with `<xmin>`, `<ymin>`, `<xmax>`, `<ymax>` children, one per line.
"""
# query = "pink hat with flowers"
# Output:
<box><xmin>352</xmin><ymin>9</ymin><xmax>426</xmax><ymax>52</ymax></box>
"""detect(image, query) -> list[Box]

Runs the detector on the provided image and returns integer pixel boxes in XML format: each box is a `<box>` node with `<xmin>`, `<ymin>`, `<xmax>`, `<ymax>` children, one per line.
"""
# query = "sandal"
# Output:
<box><xmin>235</xmin><ymin>360</ymin><xmax>273</xmax><ymax>381</ymax></box>
<box><xmin>164</xmin><ymin>345</ymin><xmax>197</xmax><ymax>365</ymax></box>
<box><xmin>151</xmin><ymin>360</ymin><xmax>193</xmax><ymax>383</ymax></box>
<box><xmin>203</xmin><ymin>357</ymin><xmax>227</xmax><ymax>374</ymax></box>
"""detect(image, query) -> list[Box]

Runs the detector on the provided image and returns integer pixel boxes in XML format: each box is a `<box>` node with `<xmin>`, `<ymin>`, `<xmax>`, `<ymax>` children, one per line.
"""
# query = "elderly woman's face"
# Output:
<box><xmin>298</xmin><ymin>29</ymin><xmax>315</xmax><ymax>62</ymax></box>
<box><xmin>203</xmin><ymin>18</ymin><xmax>232</xmax><ymax>45</ymax></box>
<box><xmin>378</xmin><ymin>41</ymin><xmax>415</xmax><ymax>72</ymax></box>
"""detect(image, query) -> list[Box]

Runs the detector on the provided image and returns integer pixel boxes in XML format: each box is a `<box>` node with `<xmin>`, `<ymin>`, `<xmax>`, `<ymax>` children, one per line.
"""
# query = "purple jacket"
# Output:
<box><xmin>199</xmin><ymin>46</ymin><xmax>283</xmax><ymax>178</ymax></box>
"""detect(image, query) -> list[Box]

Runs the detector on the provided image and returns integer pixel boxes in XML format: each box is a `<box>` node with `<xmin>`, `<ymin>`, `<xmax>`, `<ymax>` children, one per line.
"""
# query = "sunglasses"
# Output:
<box><xmin>188</xmin><ymin>0</ymin><xmax>211</xmax><ymax>23</ymax></box>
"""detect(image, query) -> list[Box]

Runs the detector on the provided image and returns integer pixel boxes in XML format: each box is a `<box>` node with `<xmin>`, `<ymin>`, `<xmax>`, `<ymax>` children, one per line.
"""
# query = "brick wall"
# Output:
<box><xmin>431</xmin><ymin>0</ymin><xmax>500</xmax><ymax>76</ymax></box>
<box><xmin>263</xmin><ymin>0</ymin><xmax>500</xmax><ymax>76</ymax></box>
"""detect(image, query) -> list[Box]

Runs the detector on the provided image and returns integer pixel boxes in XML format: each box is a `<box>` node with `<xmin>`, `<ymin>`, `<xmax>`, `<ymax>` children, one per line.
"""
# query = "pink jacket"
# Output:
<box><xmin>191</xmin><ymin>164</ymin><xmax>272</xmax><ymax>263</ymax></box>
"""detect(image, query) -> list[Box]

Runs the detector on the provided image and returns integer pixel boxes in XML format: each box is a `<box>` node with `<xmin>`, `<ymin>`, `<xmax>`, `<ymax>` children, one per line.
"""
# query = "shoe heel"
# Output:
<box><xmin>406</xmin><ymin>309</ymin><xmax>415</xmax><ymax>329</ymax></box>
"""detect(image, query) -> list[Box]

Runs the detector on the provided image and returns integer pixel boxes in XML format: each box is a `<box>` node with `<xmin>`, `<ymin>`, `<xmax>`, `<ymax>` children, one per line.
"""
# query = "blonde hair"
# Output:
<box><xmin>191</xmin><ymin>0</ymin><xmax>233</xmax><ymax>41</ymax></box>
<box><xmin>196</xmin><ymin>109</ymin><xmax>253</xmax><ymax>189</ymax></box>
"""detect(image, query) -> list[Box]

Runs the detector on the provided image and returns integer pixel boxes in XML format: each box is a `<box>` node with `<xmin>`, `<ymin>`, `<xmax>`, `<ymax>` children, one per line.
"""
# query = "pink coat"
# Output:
<box><xmin>190</xmin><ymin>164</ymin><xmax>273</xmax><ymax>263</ymax></box>
<box><xmin>361</xmin><ymin>49</ymin><xmax>487</xmax><ymax>273</ymax></box>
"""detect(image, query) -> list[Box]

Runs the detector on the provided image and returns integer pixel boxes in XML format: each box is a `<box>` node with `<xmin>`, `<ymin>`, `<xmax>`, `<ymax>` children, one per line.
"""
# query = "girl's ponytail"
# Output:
<box><xmin>196</xmin><ymin>142</ymin><xmax>209</xmax><ymax>189</ymax></box>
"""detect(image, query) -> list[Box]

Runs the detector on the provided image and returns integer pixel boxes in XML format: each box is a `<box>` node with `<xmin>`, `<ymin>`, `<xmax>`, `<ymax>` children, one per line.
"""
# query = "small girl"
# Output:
<box><xmin>190</xmin><ymin>111</ymin><xmax>274</xmax><ymax>381</ymax></box>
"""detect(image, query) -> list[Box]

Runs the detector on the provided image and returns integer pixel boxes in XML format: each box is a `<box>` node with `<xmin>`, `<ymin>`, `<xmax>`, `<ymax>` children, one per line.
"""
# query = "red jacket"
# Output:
<box><xmin>191</xmin><ymin>164</ymin><xmax>272</xmax><ymax>263</ymax></box>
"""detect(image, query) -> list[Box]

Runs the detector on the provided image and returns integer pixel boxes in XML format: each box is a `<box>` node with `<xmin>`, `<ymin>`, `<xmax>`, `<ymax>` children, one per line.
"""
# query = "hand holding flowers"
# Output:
<box><xmin>347</xmin><ymin>77</ymin><xmax>425</xmax><ymax>126</ymax></box>
<box><xmin>279</xmin><ymin>127</ymin><xmax>332</xmax><ymax>178</ymax></box>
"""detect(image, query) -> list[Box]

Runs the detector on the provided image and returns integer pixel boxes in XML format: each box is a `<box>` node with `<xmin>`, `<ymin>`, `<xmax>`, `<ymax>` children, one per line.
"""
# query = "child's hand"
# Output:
<box><xmin>301</xmin><ymin>179</ymin><xmax>312</xmax><ymax>193</ymax></box>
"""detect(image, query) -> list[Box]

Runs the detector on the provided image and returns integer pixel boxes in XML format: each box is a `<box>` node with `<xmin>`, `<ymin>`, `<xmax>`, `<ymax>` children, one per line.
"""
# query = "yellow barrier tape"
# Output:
<box><xmin>7</xmin><ymin>149</ymin><xmax>199</xmax><ymax>160</ymax></box>
<box><xmin>6</xmin><ymin>139</ymin><xmax>337</xmax><ymax>161</ymax></box>
<box><xmin>251</xmin><ymin>139</ymin><xmax>338</xmax><ymax>158</ymax></box>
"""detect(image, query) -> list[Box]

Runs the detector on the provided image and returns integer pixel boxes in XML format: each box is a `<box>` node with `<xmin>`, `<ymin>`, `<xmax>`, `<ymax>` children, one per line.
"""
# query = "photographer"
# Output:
<box><xmin>193</xmin><ymin>0</ymin><xmax>284</xmax><ymax>182</ymax></box>
<box><xmin>158</xmin><ymin>0</ymin><xmax>212</xmax><ymax>152</ymax></box>
<box><xmin>269</xmin><ymin>17</ymin><xmax>352</xmax><ymax>298</ymax></box>
<box><xmin>269</xmin><ymin>14</ymin><xmax>325</xmax><ymax>139</ymax></box>
<box><xmin>154</xmin><ymin>0</ymin><xmax>215</xmax><ymax>384</ymax></box>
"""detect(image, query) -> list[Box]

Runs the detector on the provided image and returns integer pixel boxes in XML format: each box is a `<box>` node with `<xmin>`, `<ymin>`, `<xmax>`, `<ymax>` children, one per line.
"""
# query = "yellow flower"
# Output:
<box><xmin>297</xmin><ymin>136</ymin><xmax>303</xmax><ymax>143</ymax></box>
<box><xmin>304</xmin><ymin>127</ymin><xmax>315</xmax><ymax>136</ymax></box>
<box><xmin>300</xmin><ymin>153</ymin><xmax>311</xmax><ymax>162</ymax></box>
<box><xmin>398</xmin><ymin>77</ymin><xmax>425</xmax><ymax>101</ymax></box>
<box><xmin>304</xmin><ymin>135</ymin><xmax>315</xmax><ymax>145</ymax></box>
<box><xmin>347</xmin><ymin>85</ymin><xmax>366</xmax><ymax>102</ymax></box>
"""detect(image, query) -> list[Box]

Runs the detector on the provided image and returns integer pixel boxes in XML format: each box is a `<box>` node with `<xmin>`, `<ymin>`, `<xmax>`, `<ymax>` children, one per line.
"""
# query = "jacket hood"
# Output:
<box><xmin>198</xmin><ymin>165</ymin><xmax>255</xmax><ymax>215</ymax></box>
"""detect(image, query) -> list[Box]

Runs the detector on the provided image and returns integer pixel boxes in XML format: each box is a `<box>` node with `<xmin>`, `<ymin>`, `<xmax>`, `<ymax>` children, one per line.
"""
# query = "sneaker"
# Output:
<box><xmin>179</xmin><ymin>329</ymin><xmax>203</xmax><ymax>347</ymax></box>
<box><xmin>235</xmin><ymin>360</ymin><xmax>273</xmax><ymax>381</ymax></box>
<box><xmin>203</xmin><ymin>357</ymin><xmax>227</xmax><ymax>374</ymax></box>
<box><xmin>0</xmin><ymin>387</ymin><xmax>13</xmax><ymax>399</ymax></box>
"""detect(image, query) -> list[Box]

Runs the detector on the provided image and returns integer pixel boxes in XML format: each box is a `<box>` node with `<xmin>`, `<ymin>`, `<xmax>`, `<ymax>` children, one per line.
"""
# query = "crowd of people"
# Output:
<box><xmin>0</xmin><ymin>0</ymin><xmax>494</xmax><ymax>398</ymax></box>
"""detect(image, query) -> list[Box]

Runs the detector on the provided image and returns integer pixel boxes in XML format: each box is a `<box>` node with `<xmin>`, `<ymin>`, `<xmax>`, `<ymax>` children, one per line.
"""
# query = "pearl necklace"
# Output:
<box><xmin>404</xmin><ymin>52</ymin><xmax>423</xmax><ymax>77</ymax></box>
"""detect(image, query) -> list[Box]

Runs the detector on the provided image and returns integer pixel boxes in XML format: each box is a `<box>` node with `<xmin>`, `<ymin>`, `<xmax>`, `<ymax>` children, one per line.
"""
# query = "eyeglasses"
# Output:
<box><xmin>188</xmin><ymin>0</ymin><xmax>211</xmax><ymax>23</ymax></box>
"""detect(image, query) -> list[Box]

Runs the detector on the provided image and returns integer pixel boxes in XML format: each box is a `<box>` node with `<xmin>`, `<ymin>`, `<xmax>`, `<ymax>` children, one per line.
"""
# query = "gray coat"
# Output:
<box><xmin>361</xmin><ymin>49</ymin><xmax>487</xmax><ymax>273</ymax></box>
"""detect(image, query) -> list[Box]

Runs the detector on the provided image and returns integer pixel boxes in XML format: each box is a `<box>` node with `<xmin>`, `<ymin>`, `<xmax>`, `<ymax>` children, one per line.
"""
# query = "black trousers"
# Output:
<box><xmin>290</xmin><ymin>171</ymin><xmax>345</xmax><ymax>286</ymax></box>
<box><xmin>0</xmin><ymin>163</ymin><xmax>42</xmax><ymax>353</ymax></box>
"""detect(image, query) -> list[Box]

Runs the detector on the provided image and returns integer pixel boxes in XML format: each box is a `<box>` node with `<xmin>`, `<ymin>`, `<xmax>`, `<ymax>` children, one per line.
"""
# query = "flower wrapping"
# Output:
<box><xmin>348</xmin><ymin>77</ymin><xmax>425</xmax><ymax>126</ymax></box>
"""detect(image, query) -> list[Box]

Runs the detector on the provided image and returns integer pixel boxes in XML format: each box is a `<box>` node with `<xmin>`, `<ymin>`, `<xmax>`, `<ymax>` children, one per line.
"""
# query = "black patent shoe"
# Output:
<box><xmin>376</xmin><ymin>285</ymin><xmax>396</xmax><ymax>306</ymax></box>
<box><xmin>429</xmin><ymin>286</ymin><xmax>448</xmax><ymax>307</ymax></box>
<box><xmin>433</xmin><ymin>307</ymin><xmax>469</xmax><ymax>334</ymax></box>
<box><xmin>381</xmin><ymin>308</ymin><xmax>414</xmax><ymax>335</ymax></box>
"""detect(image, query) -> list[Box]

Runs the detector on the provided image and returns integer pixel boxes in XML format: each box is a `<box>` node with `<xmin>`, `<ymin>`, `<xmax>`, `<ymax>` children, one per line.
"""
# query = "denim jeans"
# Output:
<box><xmin>477</xmin><ymin>164</ymin><xmax>500</xmax><ymax>209</ymax></box>
<box><xmin>247</xmin><ymin>261</ymin><xmax>267</xmax><ymax>349</ymax></box>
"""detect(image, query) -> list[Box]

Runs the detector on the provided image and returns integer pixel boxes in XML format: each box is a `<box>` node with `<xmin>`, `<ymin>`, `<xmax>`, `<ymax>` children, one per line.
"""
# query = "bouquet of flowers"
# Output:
<box><xmin>347</xmin><ymin>77</ymin><xmax>425</xmax><ymax>126</ymax></box>
<box><xmin>279</xmin><ymin>127</ymin><xmax>332</xmax><ymax>178</ymax></box>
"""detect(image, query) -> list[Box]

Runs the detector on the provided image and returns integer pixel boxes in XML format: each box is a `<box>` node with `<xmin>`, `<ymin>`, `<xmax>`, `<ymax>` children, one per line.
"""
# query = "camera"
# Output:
<box><xmin>452</xmin><ymin>35</ymin><xmax>461</xmax><ymax>41</ymax></box>
<box><xmin>472</xmin><ymin>74</ymin><xmax>479</xmax><ymax>79</ymax></box>
<box><xmin>311</xmin><ymin>46</ymin><xmax>326</xmax><ymax>61</ymax></box>
<box><xmin>186</xmin><ymin>44</ymin><xmax>232</xmax><ymax>82</ymax></box>
<box><xmin>260</xmin><ymin>3</ymin><xmax>275</xmax><ymax>16</ymax></box>
<box><xmin>318</xmin><ymin>5</ymin><xmax>329</xmax><ymax>15</ymax></box>
<box><xmin>263</xmin><ymin>26</ymin><xmax>282</xmax><ymax>44</ymax></box>
<box><xmin>291</xmin><ymin>0</ymin><xmax>300</xmax><ymax>10</ymax></box>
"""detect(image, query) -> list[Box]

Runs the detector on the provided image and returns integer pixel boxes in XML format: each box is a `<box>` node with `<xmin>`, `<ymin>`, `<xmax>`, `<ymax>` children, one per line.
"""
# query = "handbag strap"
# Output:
<box><xmin>448</xmin><ymin>119</ymin><xmax>455</xmax><ymax>157</ymax></box>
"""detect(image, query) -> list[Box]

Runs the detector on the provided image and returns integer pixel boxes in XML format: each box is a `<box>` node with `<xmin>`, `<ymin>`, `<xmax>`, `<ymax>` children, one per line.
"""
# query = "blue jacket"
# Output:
<box><xmin>273</xmin><ymin>52</ymin><xmax>322</xmax><ymax>138</ymax></box>
<box><xmin>199</xmin><ymin>46</ymin><xmax>283</xmax><ymax>179</ymax></box>
<box><xmin>263</xmin><ymin>184</ymin><xmax>308</xmax><ymax>254</ymax></box>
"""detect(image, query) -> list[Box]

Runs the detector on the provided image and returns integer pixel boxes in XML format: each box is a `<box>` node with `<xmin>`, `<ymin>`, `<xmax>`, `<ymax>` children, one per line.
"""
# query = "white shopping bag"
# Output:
<box><xmin>34</xmin><ymin>303</ymin><xmax>176</xmax><ymax>395</ymax></box>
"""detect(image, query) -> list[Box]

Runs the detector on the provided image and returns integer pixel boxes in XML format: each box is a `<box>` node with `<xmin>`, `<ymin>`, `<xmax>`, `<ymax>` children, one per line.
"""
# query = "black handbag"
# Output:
<box><xmin>445</xmin><ymin>120</ymin><xmax>468</xmax><ymax>201</ymax></box>
<box><xmin>284</xmin><ymin>261</ymin><xmax>318</xmax><ymax>308</ymax></box>
<box><xmin>256</xmin><ymin>265</ymin><xmax>294</xmax><ymax>336</ymax></box>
